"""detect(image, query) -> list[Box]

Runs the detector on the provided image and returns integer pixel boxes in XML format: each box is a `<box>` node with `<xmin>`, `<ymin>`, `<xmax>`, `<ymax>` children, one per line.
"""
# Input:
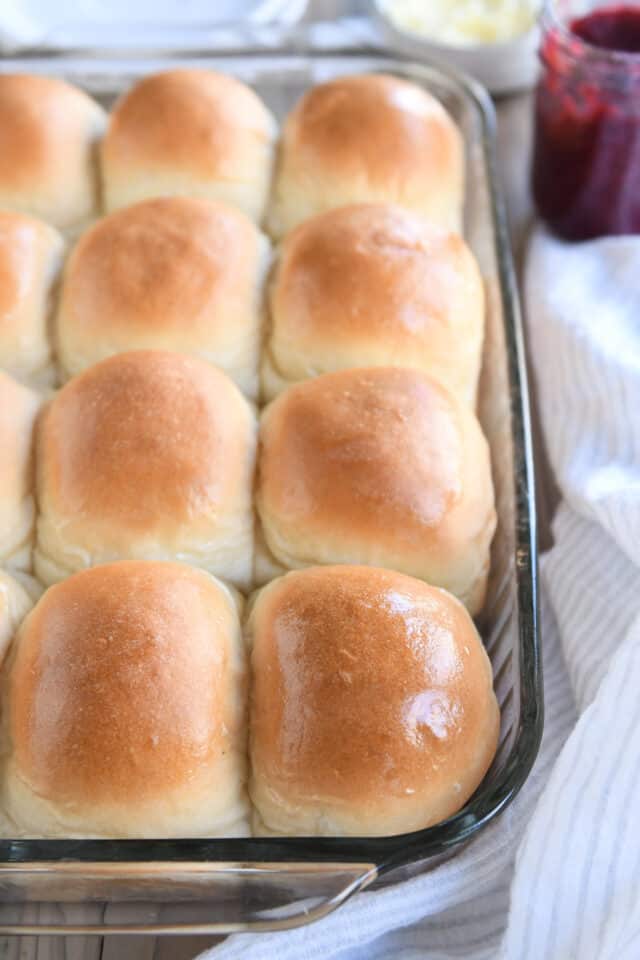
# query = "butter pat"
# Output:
<box><xmin>380</xmin><ymin>0</ymin><xmax>540</xmax><ymax>46</ymax></box>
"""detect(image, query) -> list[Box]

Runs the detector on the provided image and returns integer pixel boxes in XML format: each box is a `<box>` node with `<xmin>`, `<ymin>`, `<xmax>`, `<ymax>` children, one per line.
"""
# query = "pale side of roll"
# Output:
<box><xmin>0</xmin><ymin>571</ymin><xmax>32</xmax><ymax>667</ymax></box>
<box><xmin>0</xmin><ymin>371</ymin><xmax>41</xmax><ymax>572</ymax></box>
<box><xmin>249</xmin><ymin>565</ymin><xmax>500</xmax><ymax>836</ymax></box>
<box><xmin>0</xmin><ymin>211</ymin><xmax>64</xmax><ymax>386</ymax></box>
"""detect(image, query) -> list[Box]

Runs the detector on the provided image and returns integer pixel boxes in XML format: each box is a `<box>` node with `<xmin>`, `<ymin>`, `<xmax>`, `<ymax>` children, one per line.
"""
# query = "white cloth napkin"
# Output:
<box><xmin>198</xmin><ymin>231</ymin><xmax>640</xmax><ymax>959</ymax></box>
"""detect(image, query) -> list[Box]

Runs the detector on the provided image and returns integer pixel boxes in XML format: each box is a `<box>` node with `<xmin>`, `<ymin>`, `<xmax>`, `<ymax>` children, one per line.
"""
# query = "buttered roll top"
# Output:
<box><xmin>249</xmin><ymin>566</ymin><xmax>500</xmax><ymax>836</ymax></box>
<box><xmin>1</xmin><ymin>561</ymin><xmax>247</xmax><ymax>837</ymax></box>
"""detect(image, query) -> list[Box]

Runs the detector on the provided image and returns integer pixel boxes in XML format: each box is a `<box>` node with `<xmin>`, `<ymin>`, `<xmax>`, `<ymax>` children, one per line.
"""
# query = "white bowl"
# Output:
<box><xmin>0</xmin><ymin>0</ymin><xmax>310</xmax><ymax>52</ymax></box>
<box><xmin>373</xmin><ymin>1</ymin><xmax>541</xmax><ymax>95</ymax></box>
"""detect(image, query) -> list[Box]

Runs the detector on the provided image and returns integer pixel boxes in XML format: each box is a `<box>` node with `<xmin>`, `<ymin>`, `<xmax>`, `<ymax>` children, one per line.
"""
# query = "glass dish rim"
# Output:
<box><xmin>0</xmin><ymin>47</ymin><xmax>543</xmax><ymax>881</ymax></box>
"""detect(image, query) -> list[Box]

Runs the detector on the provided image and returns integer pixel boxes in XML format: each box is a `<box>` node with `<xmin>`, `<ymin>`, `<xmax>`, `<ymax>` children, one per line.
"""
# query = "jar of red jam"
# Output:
<box><xmin>533</xmin><ymin>1</ymin><xmax>640</xmax><ymax>240</ymax></box>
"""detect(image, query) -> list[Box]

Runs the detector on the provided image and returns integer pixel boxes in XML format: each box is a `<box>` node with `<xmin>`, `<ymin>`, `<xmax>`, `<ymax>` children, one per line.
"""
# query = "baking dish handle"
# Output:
<box><xmin>0</xmin><ymin>860</ymin><xmax>378</xmax><ymax>934</ymax></box>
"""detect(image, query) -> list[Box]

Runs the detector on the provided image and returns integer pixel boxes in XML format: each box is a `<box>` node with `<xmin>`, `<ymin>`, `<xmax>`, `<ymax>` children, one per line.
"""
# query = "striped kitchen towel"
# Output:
<box><xmin>199</xmin><ymin>227</ymin><xmax>640</xmax><ymax>959</ymax></box>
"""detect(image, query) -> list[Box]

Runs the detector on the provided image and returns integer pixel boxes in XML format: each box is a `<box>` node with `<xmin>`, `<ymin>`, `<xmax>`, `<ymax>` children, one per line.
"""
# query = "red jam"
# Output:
<box><xmin>533</xmin><ymin>5</ymin><xmax>640</xmax><ymax>240</ymax></box>
<box><xmin>572</xmin><ymin>6</ymin><xmax>640</xmax><ymax>51</ymax></box>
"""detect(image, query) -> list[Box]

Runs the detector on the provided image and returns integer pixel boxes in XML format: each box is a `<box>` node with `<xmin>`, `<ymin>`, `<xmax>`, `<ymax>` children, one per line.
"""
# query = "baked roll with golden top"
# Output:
<box><xmin>55</xmin><ymin>196</ymin><xmax>270</xmax><ymax>398</ymax></box>
<box><xmin>0</xmin><ymin>211</ymin><xmax>64</xmax><ymax>385</ymax></box>
<box><xmin>0</xmin><ymin>571</ymin><xmax>32</xmax><ymax>667</ymax></box>
<box><xmin>256</xmin><ymin>367</ymin><xmax>495</xmax><ymax>615</ymax></box>
<box><xmin>35</xmin><ymin>351</ymin><xmax>256</xmax><ymax>589</ymax></box>
<box><xmin>1</xmin><ymin>561</ymin><xmax>248</xmax><ymax>838</ymax></box>
<box><xmin>269</xmin><ymin>73</ymin><xmax>464</xmax><ymax>238</ymax></box>
<box><xmin>0</xmin><ymin>371</ymin><xmax>41</xmax><ymax>571</ymax></box>
<box><xmin>263</xmin><ymin>203</ymin><xmax>484</xmax><ymax>406</ymax></box>
<box><xmin>102</xmin><ymin>69</ymin><xmax>277</xmax><ymax>223</ymax></box>
<box><xmin>249</xmin><ymin>565</ymin><xmax>500</xmax><ymax>836</ymax></box>
<box><xmin>0</xmin><ymin>75</ymin><xmax>106</xmax><ymax>230</ymax></box>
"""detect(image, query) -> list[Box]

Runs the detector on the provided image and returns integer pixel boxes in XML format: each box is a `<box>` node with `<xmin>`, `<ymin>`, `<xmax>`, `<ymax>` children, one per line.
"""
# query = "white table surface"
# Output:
<box><xmin>0</xmin><ymin>92</ymin><xmax>545</xmax><ymax>960</ymax></box>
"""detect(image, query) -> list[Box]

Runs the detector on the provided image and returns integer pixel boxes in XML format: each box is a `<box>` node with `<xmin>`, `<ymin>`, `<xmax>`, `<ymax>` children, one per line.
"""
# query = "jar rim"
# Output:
<box><xmin>543</xmin><ymin>0</ymin><xmax>640</xmax><ymax>65</ymax></box>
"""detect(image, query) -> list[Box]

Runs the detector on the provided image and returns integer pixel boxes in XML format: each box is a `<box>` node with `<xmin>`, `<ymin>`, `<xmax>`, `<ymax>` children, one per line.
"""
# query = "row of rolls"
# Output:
<box><xmin>0</xmin><ymin>69</ymin><xmax>462</xmax><ymax>234</ymax></box>
<box><xmin>0</xmin><ymin>66</ymin><xmax>500</xmax><ymax>839</ymax></box>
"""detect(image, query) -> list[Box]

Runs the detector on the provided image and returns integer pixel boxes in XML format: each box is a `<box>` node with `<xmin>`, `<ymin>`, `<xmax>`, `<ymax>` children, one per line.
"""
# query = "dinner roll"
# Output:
<box><xmin>249</xmin><ymin>566</ymin><xmax>499</xmax><ymax>836</ymax></box>
<box><xmin>0</xmin><ymin>571</ymin><xmax>32</xmax><ymax>666</ymax></box>
<box><xmin>35</xmin><ymin>351</ymin><xmax>256</xmax><ymax>589</ymax></box>
<box><xmin>256</xmin><ymin>368</ymin><xmax>495</xmax><ymax>615</ymax></box>
<box><xmin>0</xmin><ymin>372</ymin><xmax>41</xmax><ymax>571</ymax></box>
<box><xmin>1</xmin><ymin>561</ymin><xmax>247</xmax><ymax>837</ymax></box>
<box><xmin>0</xmin><ymin>74</ymin><xmax>106</xmax><ymax>230</ymax></box>
<box><xmin>102</xmin><ymin>69</ymin><xmax>277</xmax><ymax>223</ymax></box>
<box><xmin>55</xmin><ymin>197</ymin><xmax>269</xmax><ymax>397</ymax></box>
<box><xmin>269</xmin><ymin>73</ymin><xmax>464</xmax><ymax>238</ymax></box>
<box><xmin>264</xmin><ymin>204</ymin><xmax>483</xmax><ymax>405</ymax></box>
<box><xmin>0</xmin><ymin>211</ymin><xmax>64</xmax><ymax>384</ymax></box>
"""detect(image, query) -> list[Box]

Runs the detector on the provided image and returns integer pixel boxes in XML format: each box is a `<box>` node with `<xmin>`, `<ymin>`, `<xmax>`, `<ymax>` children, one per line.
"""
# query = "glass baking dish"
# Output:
<box><xmin>0</xmin><ymin>49</ymin><xmax>542</xmax><ymax>936</ymax></box>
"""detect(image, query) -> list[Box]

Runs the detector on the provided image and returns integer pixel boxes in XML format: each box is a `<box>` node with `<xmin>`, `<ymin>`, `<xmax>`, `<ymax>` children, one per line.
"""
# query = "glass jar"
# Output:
<box><xmin>532</xmin><ymin>0</ymin><xmax>640</xmax><ymax>240</ymax></box>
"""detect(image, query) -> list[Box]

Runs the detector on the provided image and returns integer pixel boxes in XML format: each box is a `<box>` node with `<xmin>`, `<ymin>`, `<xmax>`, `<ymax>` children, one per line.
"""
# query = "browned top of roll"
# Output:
<box><xmin>272</xmin><ymin>203</ymin><xmax>479</xmax><ymax>337</ymax></box>
<box><xmin>103</xmin><ymin>69</ymin><xmax>275</xmax><ymax>177</ymax></box>
<box><xmin>58</xmin><ymin>196</ymin><xmax>263</xmax><ymax>344</ymax></box>
<box><xmin>282</xmin><ymin>73</ymin><xmax>460</xmax><ymax>187</ymax></box>
<box><xmin>9</xmin><ymin>561</ymin><xmax>235</xmax><ymax>806</ymax></box>
<box><xmin>0</xmin><ymin>74</ymin><xmax>103</xmax><ymax>191</ymax></box>
<box><xmin>259</xmin><ymin>367</ymin><xmax>464</xmax><ymax>546</ymax></box>
<box><xmin>250</xmin><ymin>565</ymin><xmax>498</xmax><ymax>808</ymax></box>
<box><xmin>39</xmin><ymin>350</ymin><xmax>252</xmax><ymax>535</ymax></box>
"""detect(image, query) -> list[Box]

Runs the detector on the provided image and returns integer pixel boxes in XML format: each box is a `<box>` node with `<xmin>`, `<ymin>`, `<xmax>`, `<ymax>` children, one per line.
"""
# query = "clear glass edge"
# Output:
<box><xmin>0</xmin><ymin>862</ymin><xmax>380</xmax><ymax>935</ymax></box>
<box><xmin>0</xmin><ymin>47</ymin><xmax>543</xmax><ymax>930</ymax></box>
